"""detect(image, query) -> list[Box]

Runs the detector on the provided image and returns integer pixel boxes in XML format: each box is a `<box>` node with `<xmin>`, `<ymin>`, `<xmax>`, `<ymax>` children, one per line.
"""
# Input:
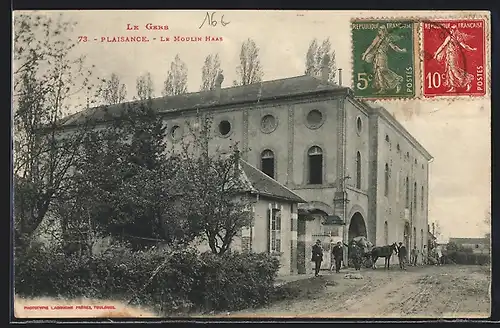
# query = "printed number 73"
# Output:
<box><xmin>356</xmin><ymin>73</ymin><xmax>372</xmax><ymax>90</ymax></box>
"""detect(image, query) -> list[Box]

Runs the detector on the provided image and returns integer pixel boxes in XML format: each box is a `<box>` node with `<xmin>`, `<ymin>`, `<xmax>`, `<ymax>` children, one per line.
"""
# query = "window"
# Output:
<box><xmin>170</xmin><ymin>125</ymin><xmax>182</xmax><ymax>141</ymax></box>
<box><xmin>261</xmin><ymin>114</ymin><xmax>277</xmax><ymax>133</ymax></box>
<box><xmin>406</xmin><ymin>152</ymin><xmax>410</xmax><ymax>160</ymax></box>
<box><xmin>405</xmin><ymin>177</ymin><xmax>410</xmax><ymax>208</ymax></box>
<box><xmin>308</xmin><ymin>146</ymin><xmax>323</xmax><ymax>184</ymax></box>
<box><xmin>384</xmin><ymin>163</ymin><xmax>390</xmax><ymax>196</ymax></box>
<box><xmin>413</xmin><ymin>182</ymin><xmax>417</xmax><ymax>210</ymax></box>
<box><xmin>261</xmin><ymin>149</ymin><xmax>275</xmax><ymax>179</ymax></box>
<box><xmin>356</xmin><ymin>117</ymin><xmax>362</xmax><ymax>134</ymax></box>
<box><xmin>269</xmin><ymin>208</ymin><xmax>281</xmax><ymax>253</ymax></box>
<box><xmin>384</xmin><ymin>221</ymin><xmax>389</xmax><ymax>245</ymax></box>
<box><xmin>356</xmin><ymin>151</ymin><xmax>362</xmax><ymax>189</ymax></box>
<box><xmin>385</xmin><ymin>134</ymin><xmax>390</xmax><ymax>143</ymax></box>
<box><xmin>306</xmin><ymin>109</ymin><xmax>324</xmax><ymax>129</ymax></box>
<box><xmin>414</xmin><ymin>159</ymin><xmax>418</xmax><ymax>165</ymax></box>
<box><xmin>218</xmin><ymin>120</ymin><xmax>231</xmax><ymax>136</ymax></box>
<box><xmin>397</xmin><ymin>144</ymin><xmax>401</xmax><ymax>152</ymax></box>
<box><xmin>421</xmin><ymin>186</ymin><xmax>424</xmax><ymax>210</ymax></box>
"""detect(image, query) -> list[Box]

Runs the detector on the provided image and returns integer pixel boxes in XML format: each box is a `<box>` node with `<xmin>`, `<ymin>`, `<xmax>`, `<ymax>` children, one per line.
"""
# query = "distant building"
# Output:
<box><xmin>449</xmin><ymin>237</ymin><xmax>490</xmax><ymax>255</ymax></box>
<box><xmin>61</xmin><ymin>63</ymin><xmax>433</xmax><ymax>273</ymax></box>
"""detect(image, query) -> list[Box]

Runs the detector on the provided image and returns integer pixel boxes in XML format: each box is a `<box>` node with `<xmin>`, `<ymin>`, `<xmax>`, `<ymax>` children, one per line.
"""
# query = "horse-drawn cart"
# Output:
<box><xmin>348</xmin><ymin>236</ymin><xmax>374</xmax><ymax>268</ymax></box>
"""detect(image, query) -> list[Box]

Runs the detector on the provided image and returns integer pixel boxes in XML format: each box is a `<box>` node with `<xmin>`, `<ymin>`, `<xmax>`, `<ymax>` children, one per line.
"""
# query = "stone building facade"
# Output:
<box><xmin>62</xmin><ymin>67</ymin><xmax>433</xmax><ymax>273</ymax></box>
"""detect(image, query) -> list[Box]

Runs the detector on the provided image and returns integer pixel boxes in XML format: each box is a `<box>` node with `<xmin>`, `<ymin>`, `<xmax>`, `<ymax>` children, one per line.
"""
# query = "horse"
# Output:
<box><xmin>370</xmin><ymin>242</ymin><xmax>398</xmax><ymax>269</ymax></box>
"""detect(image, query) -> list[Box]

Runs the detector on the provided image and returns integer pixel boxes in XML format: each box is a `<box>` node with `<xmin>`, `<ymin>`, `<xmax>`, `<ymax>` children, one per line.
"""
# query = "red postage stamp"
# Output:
<box><xmin>422</xmin><ymin>19</ymin><xmax>486</xmax><ymax>98</ymax></box>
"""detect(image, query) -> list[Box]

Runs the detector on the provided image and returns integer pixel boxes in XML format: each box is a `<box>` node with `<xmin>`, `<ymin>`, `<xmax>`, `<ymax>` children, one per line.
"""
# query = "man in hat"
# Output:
<box><xmin>331</xmin><ymin>241</ymin><xmax>345</xmax><ymax>273</ymax></box>
<box><xmin>397</xmin><ymin>242</ymin><xmax>407</xmax><ymax>270</ymax></box>
<box><xmin>311</xmin><ymin>239</ymin><xmax>323</xmax><ymax>277</ymax></box>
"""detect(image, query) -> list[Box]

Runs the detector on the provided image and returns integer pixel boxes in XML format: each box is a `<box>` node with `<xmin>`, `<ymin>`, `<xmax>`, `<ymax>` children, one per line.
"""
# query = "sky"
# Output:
<box><xmin>13</xmin><ymin>10</ymin><xmax>491</xmax><ymax>241</ymax></box>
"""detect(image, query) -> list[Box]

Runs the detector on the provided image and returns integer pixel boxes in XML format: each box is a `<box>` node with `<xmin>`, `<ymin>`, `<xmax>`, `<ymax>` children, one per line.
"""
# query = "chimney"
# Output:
<box><xmin>432</xmin><ymin>223</ymin><xmax>435</xmax><ymax>236</ymax></box>
<box><xmin>320</xmin><ymin>54</ymin><xmax>330</xmax><ymax>83</ymax></box>
<box><xmin>214</xmin><ymin>71</ymin><xmax>224</xmax><ymax>99</ymax></box>
<box><xmin>338</xmin><ymin>68</ymin><xmax>343</xmax><ymax>86</ymax></box>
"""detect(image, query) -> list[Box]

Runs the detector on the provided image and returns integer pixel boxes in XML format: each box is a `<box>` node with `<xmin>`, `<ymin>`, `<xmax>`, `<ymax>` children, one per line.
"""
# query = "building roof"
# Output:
<box><xmin>239</xmin><ymin>160</ymin><xmax>306</xmax><ymax>203</ymax></box>
<box><xmin>449</xmin><ymin>237</ymin><xmax>488</xmax><ymax>245</ymax></box>
<box><xmin>60</xmin><ymin>75</ymin><xmax>347</xmax><ymax>127</ymax></box>
<box><xmin>58</xmin><ymin>74</ymin><xmax>431</xmax><ymax>161</ymax></box>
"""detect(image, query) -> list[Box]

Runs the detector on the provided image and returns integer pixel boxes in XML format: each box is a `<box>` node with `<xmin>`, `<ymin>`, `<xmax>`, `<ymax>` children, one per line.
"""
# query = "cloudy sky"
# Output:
<box><xmin>14</xmin><ymin>10</ymin><xmax>491</xmax><ymax>241</ymax></box>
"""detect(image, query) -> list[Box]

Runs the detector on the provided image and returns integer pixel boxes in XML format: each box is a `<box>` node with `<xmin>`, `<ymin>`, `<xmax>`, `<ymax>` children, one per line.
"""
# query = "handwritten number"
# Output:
<box><xmin>199</xmin><ymin>11</ymin><xmax>230</xmax><ymax>29</ymax></box>
<box><xmin>78</xmin><ymin>36</ymin><xmax>88</xmax><ymax>43</ymax></box>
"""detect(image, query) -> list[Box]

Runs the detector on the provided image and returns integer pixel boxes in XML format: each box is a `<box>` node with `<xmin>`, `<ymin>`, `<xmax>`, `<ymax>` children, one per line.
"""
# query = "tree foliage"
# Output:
<box><xmin>175</xmin><ymin>117</ymin><xmax>252</xmax><ymax>254</ymax></box>
<box><xmin>234</xmin><ymin>38</ymin><xmax>263</xmax><ymax>86</ymax></box>
<box><xmin>100</xmin><ymin>73</ymin><xmax>127</xmax><ymax>105</ymax></box>
<box><xmin>13</xmin><ymin>13</ymin><xmax>95</xmax><ymax>247</ymax></box>
<box><xmin>200</xmin><ymin>53</ymin><xmax>222</xmax><ymax>91</ymax></box>
<box><xmin>162</xmin><ymin>54</ymin><xmax>188</xmax><ymax>96</ymax></box>
<box><xmin>304</xmin><ymin>38</ymin><xmax>337</xmax><ymax>83</ymax></box>
<box><xmin>136</xmin><ymin>72</ymin><xmax>155</xmax><ymax>100</ymax></box>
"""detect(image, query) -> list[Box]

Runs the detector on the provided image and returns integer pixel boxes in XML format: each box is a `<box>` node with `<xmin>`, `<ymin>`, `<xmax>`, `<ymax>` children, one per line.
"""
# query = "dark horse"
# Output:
<box><xmin>370</xmin><ymin>242</ymin><xmax>398</xmax><ymax>269</ymax></box>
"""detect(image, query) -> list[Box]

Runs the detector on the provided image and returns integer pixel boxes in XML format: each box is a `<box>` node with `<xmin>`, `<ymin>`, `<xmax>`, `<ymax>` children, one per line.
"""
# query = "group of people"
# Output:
<box><xmin>311</xmin><ymin>239</ymin><xmax>439</xmax><ymax>276</ymax></box>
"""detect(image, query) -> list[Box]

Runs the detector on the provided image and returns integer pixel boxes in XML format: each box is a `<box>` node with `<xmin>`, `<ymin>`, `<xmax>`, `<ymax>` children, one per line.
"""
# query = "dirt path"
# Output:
<box><xmin>212</xmin><ymin>265</ymin><xmax>490</xmax><ymax>319</ymax></box>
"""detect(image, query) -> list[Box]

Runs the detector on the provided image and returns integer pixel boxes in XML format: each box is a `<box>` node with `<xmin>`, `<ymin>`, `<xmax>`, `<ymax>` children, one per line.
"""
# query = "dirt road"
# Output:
<box><xmin>216</xmin><ymin>265</ymin><xmax>491</xmax><ymax>319</ymax></box>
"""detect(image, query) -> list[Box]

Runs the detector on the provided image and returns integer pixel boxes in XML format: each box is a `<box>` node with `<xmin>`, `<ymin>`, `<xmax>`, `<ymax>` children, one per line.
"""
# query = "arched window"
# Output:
<box><xmin>421</xmin><ymin>186</ymin><xmax>424</xmax><ymax>210</ymax></box>
<box><xmin>384</xmin><ymin>221</ymin><xmax>389</xmax><ymax>245</ymax></box>
<box><xmin>413</xmin><ymin>182</ymin><xmax>417</xmax><ymax>210</ymax></box>
<box><xmin>405</xmin><ymin>177</ymin><xmax>410</xmax><ymax>208</ymax></box>
<box><xmin>356</xmin><ymin>151</ymin><xmax>362</xmax><ymax>189</ymax></box>
<box><xmin>308</xmin><ymin>146</ymin><xmax>323</xmax><ymax>185</ymax></box>
<box><xmin>261</xmin><ymin>149</ymin><xmax>275</xmax><ymax>179</ymax></box>
<box><xmin>384</xmin><ymin>163</ymin><xmax>390</xmax><ymax>196</ymax></box>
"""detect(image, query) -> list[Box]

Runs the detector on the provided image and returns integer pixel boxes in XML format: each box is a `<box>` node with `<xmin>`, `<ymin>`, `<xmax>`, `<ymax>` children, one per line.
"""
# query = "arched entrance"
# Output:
<box><xmin>348</xmin><ymin>212</ymin><xmax>367</xmax><ymax>241</ymax></box>
<box><xmin>404</xmin><ymin>222</ymin><xmax>410</xmax><ymax>250</ymax></box>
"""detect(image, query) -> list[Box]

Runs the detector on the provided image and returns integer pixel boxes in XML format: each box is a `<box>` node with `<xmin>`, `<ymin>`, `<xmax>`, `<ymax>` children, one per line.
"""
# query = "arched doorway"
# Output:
<box><xmin>404</xmin><ymin>223</ymin><xmax>410</xmax><ymax>250</ymax></box>
<box><xmin>348</xmin><ymin>212</ymin><xmax>367</xmax><ymax>241</ymax></box>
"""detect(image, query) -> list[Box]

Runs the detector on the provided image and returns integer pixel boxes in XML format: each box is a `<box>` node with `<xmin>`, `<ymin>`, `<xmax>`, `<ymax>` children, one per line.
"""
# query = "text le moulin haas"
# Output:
<box><xmin>98</xmin><ymin>23</ymin><xmax>223</xmax><ymax>43</ymax></box>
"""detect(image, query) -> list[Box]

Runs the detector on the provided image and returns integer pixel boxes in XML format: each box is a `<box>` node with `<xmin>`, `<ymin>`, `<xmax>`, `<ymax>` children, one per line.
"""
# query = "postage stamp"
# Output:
<box><xmin>421</xmin><ymin>19</ymin><xmax>486</xmax><ymax>98</ymax></box>
<box><xmin>351</xmin><ymin>19</ymin><xmax>418</xmax><ymax>100</ymax></box>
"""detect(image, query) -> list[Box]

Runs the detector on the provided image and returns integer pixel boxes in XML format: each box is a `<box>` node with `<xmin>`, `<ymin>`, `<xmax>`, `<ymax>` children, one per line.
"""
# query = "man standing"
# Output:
<box><xmin>332</xmin><ymin>241</ymin><xmax>344</xmax><ymax>273</ymax></box>
<box><xmin>397</xmin><ymin>242</ymin><xmax>407</xmax><ymax>270</ymax></box>
<box><xmin>411</xmin><ymin>246</ymin><xmax>419</xmax><ymax>266</ymax></box>
<box><xmin>422</xmin><ymin>245</ymin><xmax>428</xmax><ymax>265</ymax></box>
<box><xmin>311</xmin><ymin>239</ymin><xmax>323</xmax><ymax>277</ymax></box>
<box><xmin>436</xmin><ymin>245</ymin><xmax>443</xmax><ymax>265</ymax></box>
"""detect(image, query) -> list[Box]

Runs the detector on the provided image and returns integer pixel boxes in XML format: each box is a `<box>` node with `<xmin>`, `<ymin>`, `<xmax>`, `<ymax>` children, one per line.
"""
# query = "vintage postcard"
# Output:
<box><xmin>11</xmin><ymin>10</ymin><xmax>491</xmax><ymax>321</ymax></box>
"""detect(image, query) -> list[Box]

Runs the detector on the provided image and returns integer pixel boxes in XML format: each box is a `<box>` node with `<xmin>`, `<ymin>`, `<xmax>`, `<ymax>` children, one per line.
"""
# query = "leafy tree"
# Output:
<box><xmin>200</xmin><ymin>53</ymin><xmax>222</xmax><ymax>91</ymax></box>
<box><xmin>304</xmin><ymin>38</ymin><xmax>337</xmax><ymax>83</ymax></box>
<box><xmin>13</xmin><ymin>13</ymin><xmax>95</xmax><ymax>248</ymax></box>
<box><xmin>100</xmin><ymin>73</ymin><xmax>127</xmax><ymax>105</ymax></box>
<box><xmin>234</xmin><ymin>38</ymin><xmax>263</xmax><ymax>86</ymax></box>
<box><xmin>162</xmin><ymin>54</ymin><xmax>188</xmax><ymax>96</ymax></box>
<box><xmin>175</xmin><ymin>117</ymin><xmax>252</xmax><ymax>254</ymax></box>
<box><xmin>136</xmin><ymin>72</ymin><xmax>155</xmax><ymax>100</ymax></box>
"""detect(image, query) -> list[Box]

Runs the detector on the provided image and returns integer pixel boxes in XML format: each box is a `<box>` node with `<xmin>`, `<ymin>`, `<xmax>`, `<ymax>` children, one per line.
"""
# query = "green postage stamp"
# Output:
<box><xmin>351</xmin><ymin>20</ymin><xmax>418</xmax><ymax>99</ymax></box>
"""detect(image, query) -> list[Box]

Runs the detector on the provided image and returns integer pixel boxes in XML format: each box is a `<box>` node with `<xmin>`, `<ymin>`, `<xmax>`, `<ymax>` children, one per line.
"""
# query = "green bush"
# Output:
<box><xmin>14</xmin><ymin>242</ymin><xmax>281</xmax><ymax>314</ymax></box>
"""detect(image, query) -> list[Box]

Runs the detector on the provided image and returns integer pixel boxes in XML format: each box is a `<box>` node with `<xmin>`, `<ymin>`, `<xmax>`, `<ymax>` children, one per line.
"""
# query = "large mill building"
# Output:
<box><xmin>62</xmin><ymin>64</ymin><xmax>432</xmax><ymax>274</ymax></box>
